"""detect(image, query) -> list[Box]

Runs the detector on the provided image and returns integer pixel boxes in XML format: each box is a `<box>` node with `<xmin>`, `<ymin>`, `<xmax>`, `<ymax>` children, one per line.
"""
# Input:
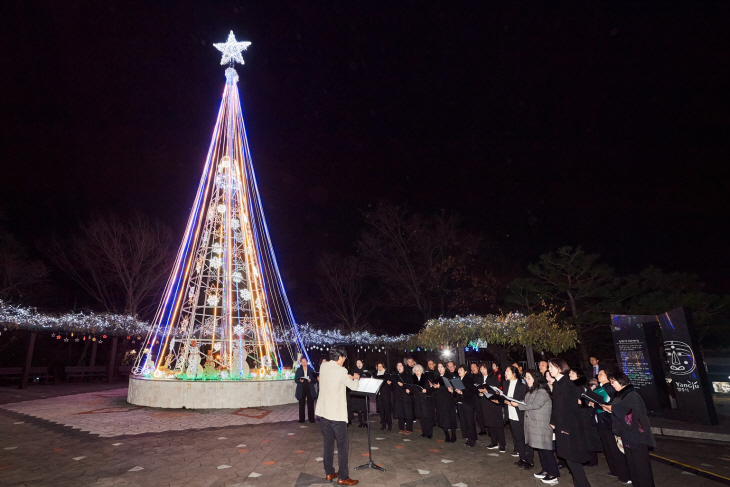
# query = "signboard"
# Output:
<box><xmin>657</xmin><ymin>308</ymin><xmax>717</xmax><ymax>425</ymax></box>
<box><xmin>610</xmin><ymin>315</ymin><xmax>664</xmax><ymax>413</ymax></box>
<box><xmin>610</xmin><ymin>308</ymin><xmax>718</xmax><ymax>426</ymax></box>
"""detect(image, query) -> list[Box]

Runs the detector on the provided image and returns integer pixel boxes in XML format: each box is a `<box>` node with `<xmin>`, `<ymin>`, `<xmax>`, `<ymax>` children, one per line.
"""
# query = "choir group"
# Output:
<box><xmin>338</xmin><ymin>356</ymin><xmax>657</xmax><ymax>487</ymax></box>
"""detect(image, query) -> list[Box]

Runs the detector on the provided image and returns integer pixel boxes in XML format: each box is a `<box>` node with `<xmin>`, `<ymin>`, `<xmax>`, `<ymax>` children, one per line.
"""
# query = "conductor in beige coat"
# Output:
<box><xmin>315</xmin><ymin>347</ymin><xmax>360</xmax><ymax>485</ymax></box>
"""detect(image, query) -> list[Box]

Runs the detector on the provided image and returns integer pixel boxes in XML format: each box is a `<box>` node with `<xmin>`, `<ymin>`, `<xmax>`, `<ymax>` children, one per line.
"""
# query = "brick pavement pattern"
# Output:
<box><xmin>0</xmin><ymin>384</ymin><xmax>720</xmax><ymax>487</ymax></box>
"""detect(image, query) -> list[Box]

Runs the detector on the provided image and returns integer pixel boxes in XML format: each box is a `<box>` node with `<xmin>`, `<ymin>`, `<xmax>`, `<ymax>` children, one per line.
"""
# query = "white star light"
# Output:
<box><xmin>214</xmin><ymin>31</ymin><xmax>251</xmax><ymax>66</ymax></box>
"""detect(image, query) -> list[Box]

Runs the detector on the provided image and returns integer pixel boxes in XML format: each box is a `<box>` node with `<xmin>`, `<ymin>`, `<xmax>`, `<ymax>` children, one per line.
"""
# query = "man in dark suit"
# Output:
<box><xmin>584</xmin><ymin>356</ymin><xmax>603</xmax><ymax>381</ymax></box>
<box><xmin>295</xmin><ymin>356</ymin><xmax>318</xmax><ymax>423</ymax></box>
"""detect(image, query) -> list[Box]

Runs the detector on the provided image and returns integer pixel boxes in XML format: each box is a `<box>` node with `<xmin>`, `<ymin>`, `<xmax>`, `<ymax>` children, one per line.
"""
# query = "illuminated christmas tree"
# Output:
<box><xmin>133</xmin><ymin>31</ymin><xmax>309</xmax><ymax>381</ymax></box>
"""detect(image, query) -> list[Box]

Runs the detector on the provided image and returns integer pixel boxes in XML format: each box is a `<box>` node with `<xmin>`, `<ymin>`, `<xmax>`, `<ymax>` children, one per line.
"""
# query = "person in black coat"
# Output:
<box><xmin>294</xmin><ymin>357</ymin><xmax>318</xmax><ymax>423</ymax></box>
<box><xmin>453</xmin><ymin>364</ymin><xmax>480</xmax><ymax>447</ymax></box>
<box><xmin>549</xmin><ymin>358</ymin><xmax>591</xmax><ymax>487</ymax></box>
<box><xmin>392</xmin><ymin>362</ymin><xmax>414</xmax><ymax>433</ymax></box>
<box><xmin>349</xmin><ymin>359</ymin><xmax>369</xmax><ymax>428</ymax></box>
<box><xmin>500</xmin><ymin>365</ymin><xmax>532</xmax><ymax>468</ymax></box>
<box><xmin>408</xmin><ymin>364</ymin><xmax>435</xmax><ymax>438</ymax></box>
<box><xmin>474</xmin><ymin>363</ymin><xmax>492</xmax><ymax>437</ymax></box>
<box><xmin>432</xmin><ymin>362</ymin><xmax>458</xmax><ymax>442</ymax></box>
<box><xmin>603</xmin><ymin>371</ymin><xmax>656</xmax><ymax>487</ymax></box>
<box><xmin>570</xmin><ymin>368</ymin><xmax>603</xmax><ymax>467</ymax></box>
<box><xmin>425</xmin><ymin>360</ymin><xmax>437</xmax><ymax>381</ymax></box>
<box><xmin>479</xmin><ymin>363</ymin><xmax>507</xmax><ymax>452</ymax></box>
<box><xmin>374</xmin><ymin>361</ymin><xmax>393</xmax><ymax>431</ymax></box>
<box><xmin>468</xmin><ymin>363</ymin><xmax>488</xmax><ymax>436</ymax></box>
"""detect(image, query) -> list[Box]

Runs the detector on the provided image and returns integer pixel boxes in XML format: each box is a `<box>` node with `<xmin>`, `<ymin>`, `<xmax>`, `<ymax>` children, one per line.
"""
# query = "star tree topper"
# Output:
<box><xmin>214</xmin><ymin>31</ymin><xmax>251</xmax><ymax>65</ymax></box>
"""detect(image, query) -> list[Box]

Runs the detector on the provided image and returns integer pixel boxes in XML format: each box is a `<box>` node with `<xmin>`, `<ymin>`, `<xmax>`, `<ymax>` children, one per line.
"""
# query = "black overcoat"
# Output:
<box><xmin>410</xmin><ymin>374</ymin><xmax>435</xmax><ymax>420</ymax></box>
<box><xmin>392</xmin><ymin>372</ymin><xmax>414</xmax><ymax>420</ymax></box>
<box><xmin>433</xmin><ymin>373</ymin><xmax>458</xmax><ymax>429</ymax></box>
<box><xmin>480</xmin><ymin>372</ymin><xmax>505</xmax><ymax>427</ymax></box>
<box><xmin>550</xmin><ymin>375</ymin><xmax>590</xmax><ymax>463</ymax></box>
<box><xmin>611</xmin><ymin>385</ymin><xmax>656</xmax><ymax>448</ymax></box>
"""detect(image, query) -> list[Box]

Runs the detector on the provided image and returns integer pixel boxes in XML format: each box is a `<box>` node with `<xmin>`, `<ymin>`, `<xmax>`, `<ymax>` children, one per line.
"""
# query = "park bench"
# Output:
<box><xmin>0</xmin><ymin>366</ymin><xmax>53</xmax><ymax>383</ymax></box>
<box><xmin>64</xmin><ymin>366</ymin><xmax>107</xmax><ymax>380</ymax></box>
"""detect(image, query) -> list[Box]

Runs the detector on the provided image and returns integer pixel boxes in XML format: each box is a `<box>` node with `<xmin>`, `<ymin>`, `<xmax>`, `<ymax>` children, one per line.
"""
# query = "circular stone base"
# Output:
<box><xmin>127</xmin><ymin>376</ymin><xmax>297</xmax><ymax>409</ymax></box>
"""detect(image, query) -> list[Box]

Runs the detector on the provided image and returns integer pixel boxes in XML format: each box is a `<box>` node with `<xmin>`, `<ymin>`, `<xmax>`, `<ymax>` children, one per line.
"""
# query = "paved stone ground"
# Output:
<box><xmin>0</xmin><ymin>383</ymin><xmax>722</xmax><ymax>487</ymax></box>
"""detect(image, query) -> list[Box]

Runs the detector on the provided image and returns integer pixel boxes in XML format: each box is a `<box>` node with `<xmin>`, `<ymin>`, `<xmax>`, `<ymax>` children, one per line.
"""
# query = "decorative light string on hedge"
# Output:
<box><xmin>0</xmin><ymin>300</ymin><xmax>151</xmax><ymax>335</ymax></box>
<box><xmin>1</xmin><ymin>301</ymin><xmax>576</xmax><ymax>355</ymax></box>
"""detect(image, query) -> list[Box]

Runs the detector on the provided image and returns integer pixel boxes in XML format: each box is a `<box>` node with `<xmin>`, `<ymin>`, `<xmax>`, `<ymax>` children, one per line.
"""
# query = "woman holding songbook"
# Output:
<box><xmin>453</xmin><ymin>364</ymin><xmax>479</xmax><ymax>447</ymax></box>
<box><xmin>350</xmin><ymin>359</ymin><xmax>369</xmax><ymax>428</ymax></box>
<box><xmin>432</xmin><ymin>362</ymin><xmax>458</xmax><ymax>442</ymax></box>
<box><xmin>549</xmin><ymin>358</ymin><xmax>591</xmax><ymax>487</ymax></box>
<box><xmin>408</xmin><ymin>364</ymin><xmax>435</xmax><ymax>439</ymax></box>
<box><xmin>479</xmin><ymin>362</ymin><xmax>507</xmax><ymax>452</ymax></box>
<box><xmin>602</xmin><ymin>371</ymin><xmax>656</xmax><ymax>487</ymax></box>
<box><xmin>392</xmin><ymin>361</ymin><xmax>415</xmax><ymax>434</ymax></box>
<box><xmin>375</xmin><ymin>361</ymin><xmax>393</xmax><ymax>431</ymax></box>
<box><xmin>519</xmin><ymin>369</ymin><xmax>559</xmax><ymax>485</ymax></box>
<box><xmin>501</xmin><ymin>365</ymin><xmax>531</xmax><ymax>469</ymax></box>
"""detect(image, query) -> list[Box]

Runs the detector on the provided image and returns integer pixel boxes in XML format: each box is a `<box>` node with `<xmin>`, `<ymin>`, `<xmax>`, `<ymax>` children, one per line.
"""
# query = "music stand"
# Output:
<box><xmin>351</xmin><ymin>378</ymin><xmax>386</xmax><ymax>472</ymax></box>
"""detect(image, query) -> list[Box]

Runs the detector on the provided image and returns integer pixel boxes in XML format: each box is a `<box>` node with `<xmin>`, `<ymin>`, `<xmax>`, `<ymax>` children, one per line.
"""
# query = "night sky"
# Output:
<box><xmin>1</xmin><ymin>2</ymin><xmax>729</xmax><ymax>313</ymax></box>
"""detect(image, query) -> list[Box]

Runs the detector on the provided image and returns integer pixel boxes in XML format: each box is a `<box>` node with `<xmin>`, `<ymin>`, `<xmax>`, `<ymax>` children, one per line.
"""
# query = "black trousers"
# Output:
<box><xmin>376</xmin><ymin>394</ymin><xmax>392</xmax><ymax>426</ymax></box>
<box><xmin>320</xmin><ymin>418</ymin><xmax>350</xmax><ymax>480</ymax></box>
<box><xmin>489</xmin><ymin>424</ymin><xmax>506</xmax><ymax>448</ymax></box>
<box><xmin>456</xmin><ymin>402</ymin><xmax>477</xmax><ymax>443</ymax></box>
<box><xmin>625</xmin><ymin>443</ymin><xmax>655</xmax><ymax>487</ymax></box>
<box><xmin>475</xmin><ymin>404</ymin><xmax>487</xmax><ymax>433</ymax></box>
<box><xmin>509</xmin><ymin>420</ymin><xmax>533</xmax><ymax>464</ymax></box>
<box><xmin>397</xmin><ymin>418</ymin><xmax>413</xmax><ymax>432</ymax></box>
<box><xmin>599</xmin><ymin>428</ymin><xmax>629</xmax><ymax>481</ymax></box>
<box><xmin>299</xmin><ymin>387</ymin><xmax>315</xmax><ymax>422</ymax></box>
<box><xmin>565</xmin><ymin>460</ymin><xmax>590</xmax><ymax>487</ymax></box>
<box><xmin>537</xmin><ymin>448</ymin><xmax>560</xmax><ymax>477</ymax></box>
<box><xmin>419</xmin><ymin>416</ymin><xmax>434</xmax><ymax>436</ymax></box>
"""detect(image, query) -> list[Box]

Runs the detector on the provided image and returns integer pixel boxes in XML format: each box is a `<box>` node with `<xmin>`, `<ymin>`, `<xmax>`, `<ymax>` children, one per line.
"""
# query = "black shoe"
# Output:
<box><xmin>387</xmin><ymin>424</ymin><xmax>392</xmax><ymax>431</ymax></box>
<box><xmin>486</xmin><ymin>443</ymin><xmax>499</xmax><ymax>449</ymax></box>
<box><xmin>420</xmin><ymin>433</ymin><xmax>427</xmax><ymax>438</ymax></box>
<box><xmin>309</xmin><ymin>420</ymin><xmax>315</xmax><ymax>423</ymax></box>
<box><xmin>534</xmin><ymin>472</ymin><xmax>548</xmax><ymax>479</ymax></box>
<box><xmin>478</xmin><ymin>431</ymin><xmax>488</xmax><ymax>436</ymax></box>
<box><xmin>541</xmin><ymin>475</ymin><xmax>559</xmax><ymax>485</ymax></box>
<box><xmin>515</xmin><ymin>460</ymin><xmax>526</xmax><ymax>468</ymax></box>
<box><xmin>380</xmin><ymin>424</ymin><xmax>386</xmax><ymax>430</ymax></box>
<box><xmin>466</xmin><ymin>441</ymin><xmax>476</xmax><ymax>447</ymax></box>
<box><xmin>298</xmin><ymin>420</ymin><xmax>305</xmax><ymax>423</ymax></box>
<box><xmin>523</xmin><ymin>463</ymin><xmax>534</xmax><ymax>470</ymax></box>
<box><xmin>498</xmin><ymin>448</ymin><xmax>506</xmax><ymax>453</ymax></box>
<box><xmin>449</xmin><ymin>435</ymin><xmax>458</xmax><ymax>443</ymax></box>
<box><xmin>426</xmin><ymin>435</ymin><xmax>432</xmax><ymax>439</ymax></box>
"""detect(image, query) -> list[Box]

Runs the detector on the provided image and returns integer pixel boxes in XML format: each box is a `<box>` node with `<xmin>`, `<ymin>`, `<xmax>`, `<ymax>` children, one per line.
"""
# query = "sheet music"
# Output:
<box><xmin>357</xmin><ymin>377</ymin><xmax>384</xmax><ymax>394</ymax></box>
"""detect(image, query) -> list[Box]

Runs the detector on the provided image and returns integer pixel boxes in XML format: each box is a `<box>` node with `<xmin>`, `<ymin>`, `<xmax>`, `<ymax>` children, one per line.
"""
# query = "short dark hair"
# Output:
<box><xmin>457</xmin><ymin>364</ymin><xmax>467</xmax><ymax>373</ymax></box>
<box><xmin>505</xmin><ymin>365</ymin><xmax>519</xmax><ymax>379</ymax></box>
<box><xmin>376</xmin><ymin>361</ymin><xmax>385</xmax><ymax>368</ymax></box>
<box><xmin>447</xmin><ymin>360</ymin><xmax>455</xmax><ymax>366</ymax></box>
<box><xmin>608</xmin><ymin>371</ymin><xmax>630</xmax><ymax>387</ymax></box>
<box><xmin>548</xmin><ymin>358</ymin><xmax>570</xmax><ymax>375</ymax></box>
<box><xmin>329</xmin><ymin>347</ymin><xmax>346</xmax><ymax>361</ymax></box>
